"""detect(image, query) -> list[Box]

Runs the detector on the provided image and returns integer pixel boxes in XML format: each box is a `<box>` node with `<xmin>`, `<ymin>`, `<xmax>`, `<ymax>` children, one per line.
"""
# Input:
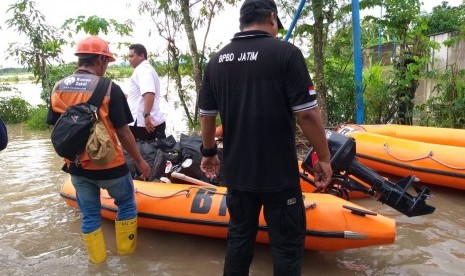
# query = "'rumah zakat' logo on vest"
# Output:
<box><xmin>63</xmin><ymin>76</ymin><xmax>76</xmax><ymax>86</ymax></box>
<box><xmin>71</xmin><ymin>116</ymin><xmax>79</xmax><ymax>123</ymax></box>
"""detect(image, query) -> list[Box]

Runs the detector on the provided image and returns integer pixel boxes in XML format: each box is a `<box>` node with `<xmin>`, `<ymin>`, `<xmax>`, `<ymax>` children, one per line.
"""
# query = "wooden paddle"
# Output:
<box><xmin>171</xmin><ymin>172</ymin><xmax>217</xmax><ymax>188</ymax></box>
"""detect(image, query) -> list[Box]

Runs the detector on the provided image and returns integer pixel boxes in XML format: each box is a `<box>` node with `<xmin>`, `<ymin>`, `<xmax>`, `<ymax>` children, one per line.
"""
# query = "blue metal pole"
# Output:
<box><xmin>352</xmin><ymin>0</ymin><xmax>364</xmax><ymax>124</ymax></box>
<box><xmin>284</xmin><ymin>0</ymin><xmax>307</xmax><ymax>41</ymax></box>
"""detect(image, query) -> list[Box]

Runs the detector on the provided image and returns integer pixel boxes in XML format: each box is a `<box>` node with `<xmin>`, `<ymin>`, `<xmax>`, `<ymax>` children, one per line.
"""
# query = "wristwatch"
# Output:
<box><xmin>143</xmin><ymin>112</ymin><xmax>150</xmax><ymax>118</ymax></box>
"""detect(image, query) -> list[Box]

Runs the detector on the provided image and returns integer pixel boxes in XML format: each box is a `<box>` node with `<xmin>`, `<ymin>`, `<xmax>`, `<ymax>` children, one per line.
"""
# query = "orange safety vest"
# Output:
<box><xmin>51</xmin><ymin>73</ymin><xmax>126</xmax><ymax>170</ymax></box>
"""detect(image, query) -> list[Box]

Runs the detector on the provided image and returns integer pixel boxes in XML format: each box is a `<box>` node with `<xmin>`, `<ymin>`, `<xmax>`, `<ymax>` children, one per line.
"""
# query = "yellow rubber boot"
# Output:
<box><xmin>115</xmin><ymin>218</ymin><xmax>137</xmax><ymax>255</ymax></box>
<box><xmin>82</xmin><ymin>228</ymin><xmax>107</xmax><ymax>264</ymax></box>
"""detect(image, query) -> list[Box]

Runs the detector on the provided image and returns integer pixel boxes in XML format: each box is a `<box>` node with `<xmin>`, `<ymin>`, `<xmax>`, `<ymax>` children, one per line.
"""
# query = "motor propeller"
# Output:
<box><xmin>302</xmin><ymin>130</ymin><xmax>436</xmax><ymax>217</ymax></box>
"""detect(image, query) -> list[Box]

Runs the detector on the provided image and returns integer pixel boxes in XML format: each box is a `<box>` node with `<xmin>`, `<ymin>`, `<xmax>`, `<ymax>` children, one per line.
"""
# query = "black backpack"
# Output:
<box><xmin>51</xmin><ymin>77</ymin><xmax>111</xmax><ymax>161</ymax></box>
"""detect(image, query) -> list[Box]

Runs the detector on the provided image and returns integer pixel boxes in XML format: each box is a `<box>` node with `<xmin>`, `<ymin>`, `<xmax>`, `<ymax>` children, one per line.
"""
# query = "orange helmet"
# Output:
<box><xmin>75</xmin><ymin>35</ymin><xmax>115</xmax><ymax>62</ymax></box>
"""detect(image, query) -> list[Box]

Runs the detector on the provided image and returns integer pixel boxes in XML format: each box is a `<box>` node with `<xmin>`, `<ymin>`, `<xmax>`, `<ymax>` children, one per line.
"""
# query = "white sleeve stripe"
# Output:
<box><xmin>292</xmin><ymin>101</ymin><xmax>318</xmax><ymax>113</ymax></box>
<box><xmin>199</xmin><ymin>109</ymin><xmax>218</xmax><ymax>116</ymax></box>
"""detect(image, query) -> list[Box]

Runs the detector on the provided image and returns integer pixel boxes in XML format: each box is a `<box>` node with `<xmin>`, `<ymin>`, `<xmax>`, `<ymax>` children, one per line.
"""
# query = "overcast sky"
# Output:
<box><xmin>0</xmin><ymin>0</ymin><xmax>240</xmax><ymax>68</ymax></box>
<box><xmin>0</xmin><ymin>0</ymin><xmax>463</xmax><ymax>68</ymax></box>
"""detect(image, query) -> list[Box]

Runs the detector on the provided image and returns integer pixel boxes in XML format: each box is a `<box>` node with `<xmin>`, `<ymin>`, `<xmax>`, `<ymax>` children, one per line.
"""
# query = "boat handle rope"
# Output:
<box><xmin>103</xmin><ymin>187</ymin><xmax>317</xmax><ymax>210</ymax></box>
<box><xmin>135</xmin><ymin>187</ymin><xmax>317</xmax><ymax>212</ymax></box>
<box><xmin>384</xmin><ymin>143</ymin><xmax>465</xmax><ymax>170</ymax></box>
<box><xmin>131</xmin><ymin>186</ymin><xmax>227</xmax><ymax>199</ymax></box>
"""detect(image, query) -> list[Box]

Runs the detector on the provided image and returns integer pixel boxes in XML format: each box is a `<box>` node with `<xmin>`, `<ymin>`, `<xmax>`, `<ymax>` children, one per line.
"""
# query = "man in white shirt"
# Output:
<box><xmin>127</xmin><ymin>44</ymin><xmax>166</xmax><ymax>141</ymax></box>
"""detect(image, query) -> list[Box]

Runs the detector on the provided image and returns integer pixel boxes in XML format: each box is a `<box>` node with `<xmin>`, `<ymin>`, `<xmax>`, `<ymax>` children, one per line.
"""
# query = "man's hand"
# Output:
<box><xmin>312</xmin><ymin>160</ymin><xmax>332</xmax><ymax>190</ymax></box>
<box><xmin>136</xmin><ymin>158</ymin><xmax>151</xmax><ymax>180</ymax></box>
<box><xmin>144</xmin><ymin>116</ymin><xmax>155</xmax><ymax>133</ymax></box>
<box><xmin>200</xmin><ymin>155</ymin><xmax>220</xmax><ymax>179</ymax></box>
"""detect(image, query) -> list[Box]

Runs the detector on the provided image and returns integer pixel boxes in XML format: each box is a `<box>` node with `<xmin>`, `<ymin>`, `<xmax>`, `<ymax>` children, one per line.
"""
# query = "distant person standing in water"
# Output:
<box><xmin>127</xmin><ymin>43</ymin><xmax>166</xmax><ymax>141</ymax></box>
<box><xmin>0</xmin><ymin>117</ymin><xmax>7</xmax><ymax>151</ymax></box>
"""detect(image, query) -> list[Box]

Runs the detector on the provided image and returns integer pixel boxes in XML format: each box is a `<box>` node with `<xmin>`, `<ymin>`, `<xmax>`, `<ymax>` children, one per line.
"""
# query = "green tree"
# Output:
<box><xmin>27</xmin><ymin>105</ymin><xmax>50</xmax><ymax>130</ymax></box>
<box><xmin>5</xmin><ymin>0</ymin><xmax>66</xmax><ymax>89</ymax></box>
<box><xmin>6</xmin><ymin>0</ymin><xmax>133</xmax><ymax>93</ymax></box>
<box><xmin>309</xmin><ymin>0</ymin><xmax>340</xmax><ymax>125</ymax></box>
<box><xmin>426</xmin><ymin>1</ymin><xmax>465</xmax><ymax>35</ymax></box>
<box><xmin>137</xmin><ymin>0</ymin><xmax>238</xmax><ymax>129</ymax></box>
<box><xmin>325</xmin><ymin>56</ymin><xmax>357</xmax><ymax>127</ymax></box>
<box><xmin>280</xmin><ymin>0</ymin><xmax>388</xmax><ymax>125</ymax></box>
<box><xmin>281</xmin><ymin>0</ymin><xmax>343</xmax><ymax>125</ymax></box>
<box><xmin>416</xmin><ymin>65</ymin><xmax>465</xmax><ymax>128</ymax></box>
<box><xmin>62</xmin><ymin>15</ymin><xmax>133</xmax><ymax>36</ymax></box>
<box><xmin>0</xmin><ymin>97</ymin><xmax>31</xmax><ymax>124</ymax></box>
<box><xmin>365</xmin><ymin>0</ymin><xmax>437</xmax><ymax>125</ymax></box>
<box><xmin>5</xmin><ymin>0</ymin><xmax>133</xmax><ymax>129</ymax></box>
<box><xmin>320</xmin><ymin>16</ymin><xmax>355</xmax><ymax>126</ymax></box>
<box><xmin>362</xmin><ymin>65</ymin><xmax>395</xmax><ymax>123</ymax></box>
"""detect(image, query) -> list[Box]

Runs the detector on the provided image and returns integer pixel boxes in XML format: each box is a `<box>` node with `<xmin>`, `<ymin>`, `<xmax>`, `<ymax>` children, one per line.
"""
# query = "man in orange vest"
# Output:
<box><xmin>47</xmin><ymin>35</ymin><xmax>151</xmax><ymax>264</ymax></box>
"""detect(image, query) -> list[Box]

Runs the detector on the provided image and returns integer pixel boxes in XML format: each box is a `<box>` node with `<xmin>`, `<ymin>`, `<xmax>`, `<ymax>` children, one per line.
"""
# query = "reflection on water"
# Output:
<box><xmin>1</xmin><ymin>124</ymin><xmax>465</xmax><ymax>275</ymax></box>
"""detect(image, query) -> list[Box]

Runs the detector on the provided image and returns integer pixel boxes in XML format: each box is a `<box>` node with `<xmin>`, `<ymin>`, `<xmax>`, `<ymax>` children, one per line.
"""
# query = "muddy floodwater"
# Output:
<box><xmin>1</xmin><ymin>124</ymin><xmax>464</xmax><ymax>275</ymax></box>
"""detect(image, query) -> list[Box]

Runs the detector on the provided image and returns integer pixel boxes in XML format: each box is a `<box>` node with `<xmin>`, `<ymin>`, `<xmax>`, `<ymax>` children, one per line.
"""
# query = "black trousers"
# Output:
<box><xmin>129</xmin><ymin>122</ymin><xmax>166</xmax><ymax>141</ymax></box>
<box><xmin>223</xmin><ymin>187</ymin><xmax>306</xmax><ymax>276</ymax></box>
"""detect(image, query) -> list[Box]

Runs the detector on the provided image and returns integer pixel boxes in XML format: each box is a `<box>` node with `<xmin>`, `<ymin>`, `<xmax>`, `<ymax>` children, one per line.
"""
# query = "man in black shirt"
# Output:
<box><xmin>199</xmin><ymin>0</ymin><xmax>332</xmax><ymax>275</ymax></box>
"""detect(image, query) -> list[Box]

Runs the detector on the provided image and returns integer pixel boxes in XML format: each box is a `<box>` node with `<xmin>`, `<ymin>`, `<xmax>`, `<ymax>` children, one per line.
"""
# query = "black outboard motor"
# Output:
<box><xmin>302</xmin><ymin>130</ymin><xmax>436</xmax><ymax>217</ymax></box>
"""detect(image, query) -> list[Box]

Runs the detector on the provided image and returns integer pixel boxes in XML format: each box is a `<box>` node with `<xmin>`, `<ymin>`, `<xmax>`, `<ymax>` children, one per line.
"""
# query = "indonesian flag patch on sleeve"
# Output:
<box><xmin>291</xmin><ymin>85</ymin><xmax>318</xmax><ymax>113</ymax></box>
<box><xmin>308</xmin><ymin>85</ymin><xmax>317</xmax><ymax>101</ymax></box>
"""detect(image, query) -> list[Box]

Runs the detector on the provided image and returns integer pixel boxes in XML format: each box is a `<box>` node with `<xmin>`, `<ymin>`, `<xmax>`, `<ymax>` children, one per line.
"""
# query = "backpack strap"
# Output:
<box><xmin>87</xmin><ymin>77</ymin><xmax>111</xmax><ymax>112</ymax></box>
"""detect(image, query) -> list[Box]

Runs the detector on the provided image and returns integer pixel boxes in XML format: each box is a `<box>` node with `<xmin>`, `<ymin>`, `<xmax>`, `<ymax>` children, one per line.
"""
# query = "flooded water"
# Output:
<box><xmin>1</xmin><ymin>124</ymin><xmax>464</xmax><ymax>275</ymax></box>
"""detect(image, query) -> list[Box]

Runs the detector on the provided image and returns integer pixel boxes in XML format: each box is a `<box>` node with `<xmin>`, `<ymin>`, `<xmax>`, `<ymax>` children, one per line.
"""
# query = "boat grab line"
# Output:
<box><xmin>132</xmin><ymin>186</ymin><xmax>227</xmax><ymax>199</ymax></box>
<box><xmin>384</xmin><ymin>143</ymin><xmax>465</xmax><ymax>170</ymax></box>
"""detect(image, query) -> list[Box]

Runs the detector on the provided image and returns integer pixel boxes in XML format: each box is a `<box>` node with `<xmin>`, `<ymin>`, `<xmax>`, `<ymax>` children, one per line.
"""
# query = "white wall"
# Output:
<box><xmin>416</xmin><ymin>32</ymin><xmax>465</xmax><ymax>104</ymax></box>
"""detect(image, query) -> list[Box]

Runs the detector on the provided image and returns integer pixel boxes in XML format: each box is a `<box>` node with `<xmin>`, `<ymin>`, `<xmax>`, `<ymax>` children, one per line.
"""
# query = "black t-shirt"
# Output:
<box><xmin>199</xmin><ymin>30</ymin><xmax>318</xmax><ymax>192</ymax></box>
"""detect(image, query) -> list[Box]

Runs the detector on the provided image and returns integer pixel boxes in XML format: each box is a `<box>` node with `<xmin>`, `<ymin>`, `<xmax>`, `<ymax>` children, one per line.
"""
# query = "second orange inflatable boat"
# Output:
<box><xmin>343</xmin><ymin>124</ymin><xmax>465</xmax><ymax>147</ymax></box>
<box><xmin>338</xmin><ymin>124</ymin><xmax>465</xmax><ymax>190</ymax></box>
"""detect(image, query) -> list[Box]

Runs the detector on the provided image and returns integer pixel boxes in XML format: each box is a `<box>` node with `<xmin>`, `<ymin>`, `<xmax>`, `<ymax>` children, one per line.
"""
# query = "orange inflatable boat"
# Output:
<box><xmin>60</xmin><ymin>177</ymin><xmax>395</xmax><ymax>251</ymax></box>
<box><xmin>338</xmin><ymin>124</ymin><xmax>465</xmax><ymax>190</ymax></box>
<box><xmin>342</xmin><ymin>124</ymin><xmax>465</xmax><ymax>147</ymax></box>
